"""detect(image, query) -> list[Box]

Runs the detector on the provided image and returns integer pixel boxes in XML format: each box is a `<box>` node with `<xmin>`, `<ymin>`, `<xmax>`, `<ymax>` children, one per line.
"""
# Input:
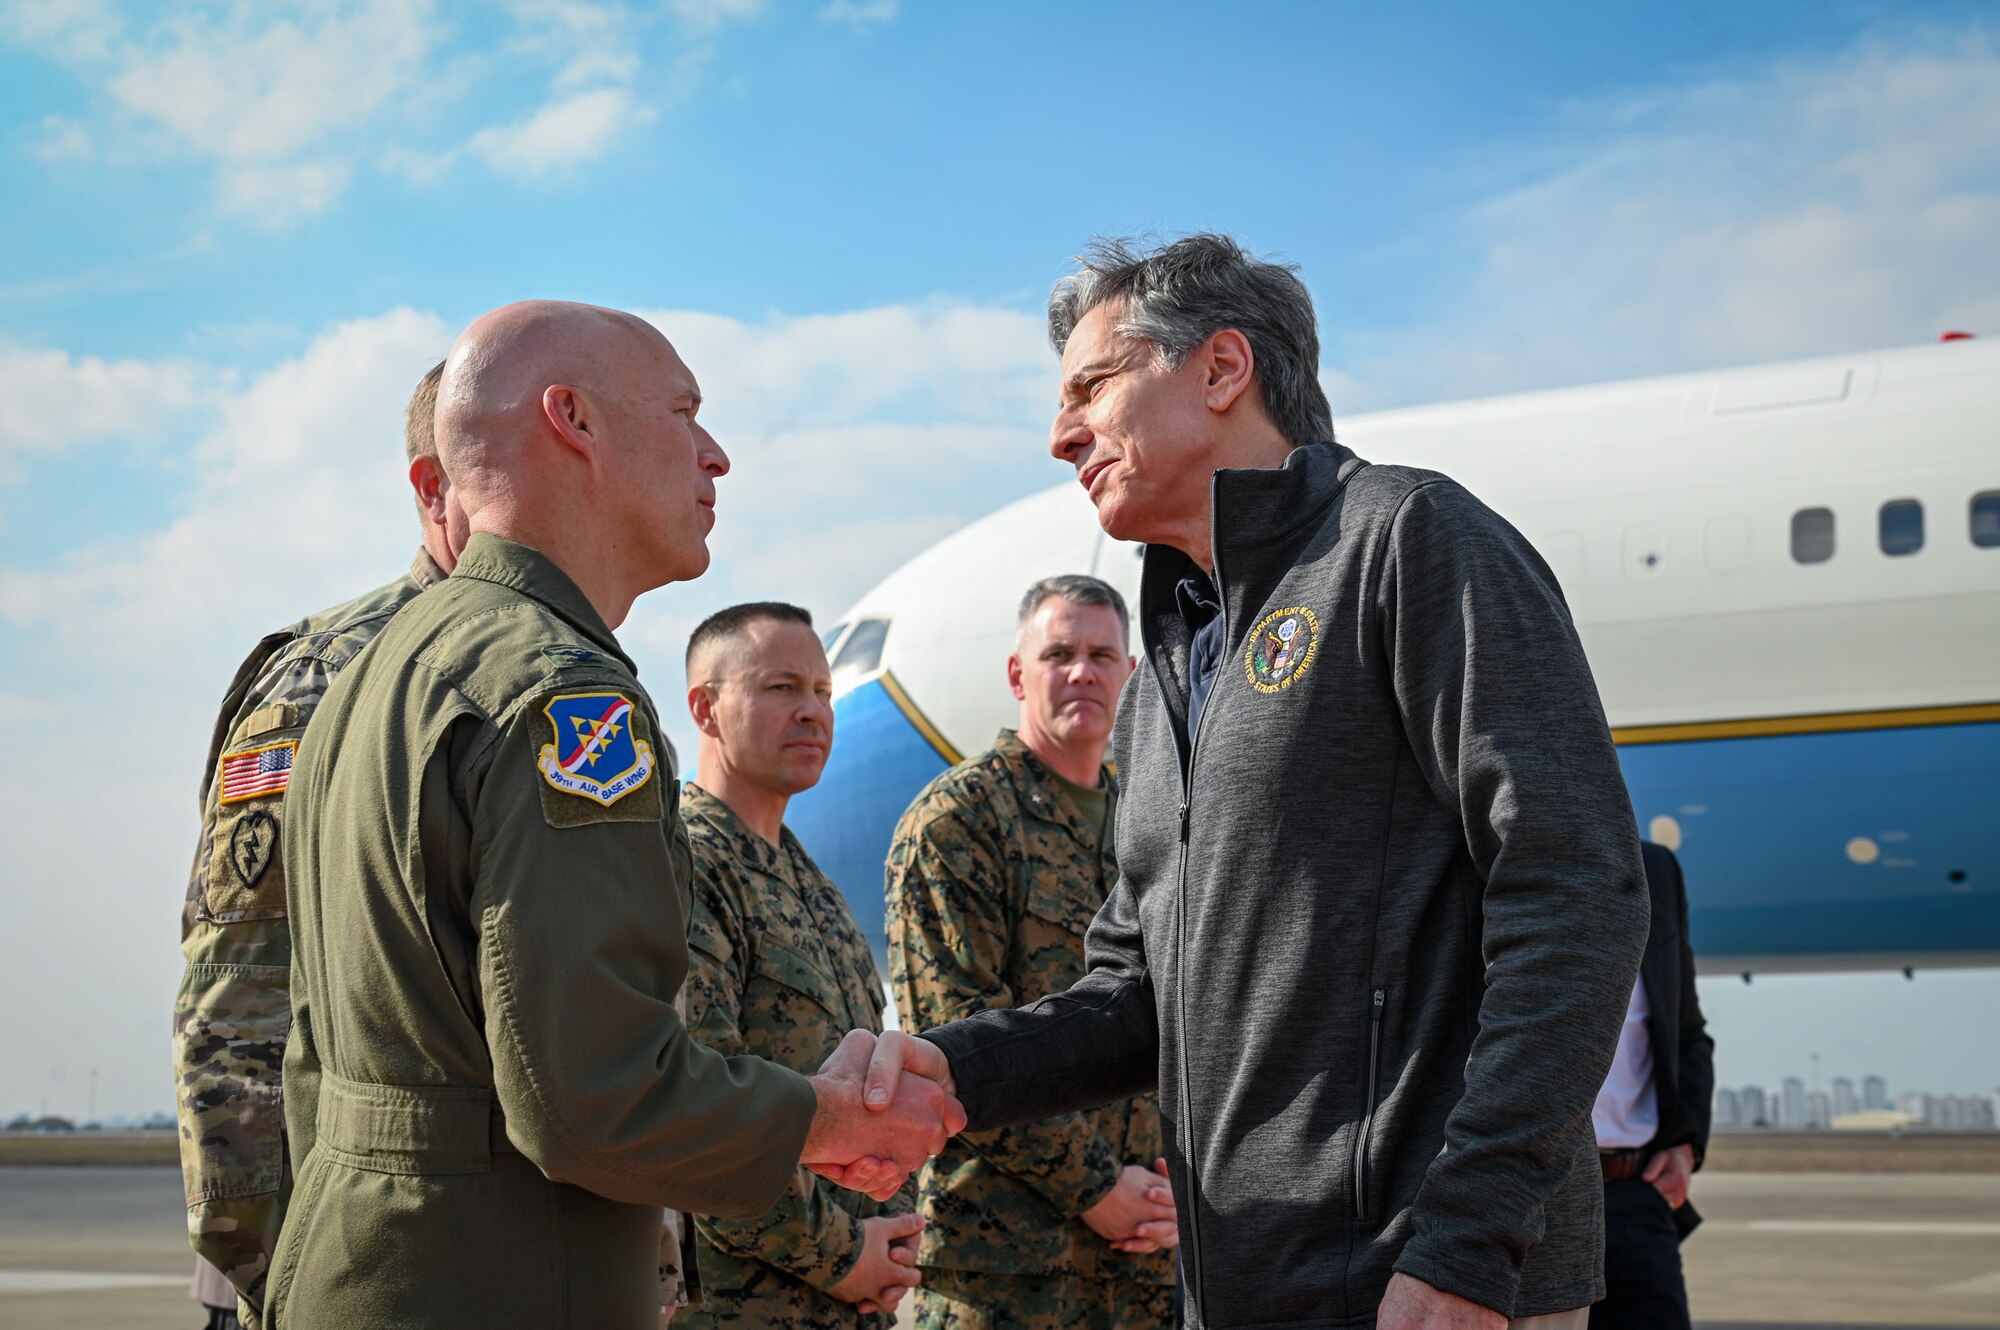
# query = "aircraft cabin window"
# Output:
<box><xmin>1974</xmin><ymin>492</ymin><xmax>2000</xmax><ymax>548</ymax></box>
<box><xmin>830</xmin><ymin>617</ymin><xmax>890</xmax><ymax>691</ymax></box>
<box><xmin>1878</xmin><ymin>499</ymin><xmax>1923</xmax><ymax>557</ymax></box>
<box><xmin>1790</xmin><ymin>507</ymin><xmax>1835</xmax><ymax>564</ymax></box>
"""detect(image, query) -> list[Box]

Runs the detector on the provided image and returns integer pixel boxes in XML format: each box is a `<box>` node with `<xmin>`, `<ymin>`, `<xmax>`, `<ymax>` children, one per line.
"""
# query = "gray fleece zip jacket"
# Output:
<box><xmin>922</xmin><ymin>442</ymin><xmax>1649</xmax><ymax>1328</ymax></box>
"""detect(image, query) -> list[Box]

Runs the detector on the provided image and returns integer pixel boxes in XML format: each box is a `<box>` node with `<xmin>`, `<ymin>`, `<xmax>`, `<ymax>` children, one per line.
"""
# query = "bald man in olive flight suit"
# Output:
<box><xmin>269</xmin><ymin>301</ymin><xmax>963</xmax><ymax>1330</ymax></box>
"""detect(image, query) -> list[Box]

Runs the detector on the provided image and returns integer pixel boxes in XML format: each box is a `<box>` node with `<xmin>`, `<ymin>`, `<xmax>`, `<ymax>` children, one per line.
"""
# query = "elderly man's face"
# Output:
<box><xmin>1049</xmin><ymin>302</ymin><xmax>1217</xmax><ymax>546</ymax></box>
<box><xmin>700</xmin><ymin>618</ymin><xmax>835</xmax><ymax>797</ymax></box>
<box><xmin>607</xmin><ymin>334</ymin><xmax>730</xmax><ymax>584</ymax></box>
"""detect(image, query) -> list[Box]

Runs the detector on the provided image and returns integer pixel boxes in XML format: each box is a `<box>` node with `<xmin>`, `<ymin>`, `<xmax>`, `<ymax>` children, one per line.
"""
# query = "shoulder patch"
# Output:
<box><xmin>220</xmin><ymin>740</ymin><xmax>297</xmax><ymax>804</ymax></box>
<box><xmin>536</xmin><ymin>691</ymin><xmax>657</xmax><ymax>807</ymax></box>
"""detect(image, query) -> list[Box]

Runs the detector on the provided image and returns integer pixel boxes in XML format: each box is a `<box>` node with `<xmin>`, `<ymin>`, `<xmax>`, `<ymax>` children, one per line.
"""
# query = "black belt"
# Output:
<box><xmin>1599</xmin><ymin>1147</ymin><xmax>1648</xmax><ymax>1181</ymax></box>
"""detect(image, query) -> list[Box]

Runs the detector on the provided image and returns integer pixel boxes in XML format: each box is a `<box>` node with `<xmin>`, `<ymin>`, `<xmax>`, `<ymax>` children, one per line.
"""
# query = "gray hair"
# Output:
<box><xmin>1047</xmin><ymin>233</ymin><xmax>1334</xmax><ymax>448</ymax></box>
<box><xmin>1017</xmin><ymin>574</ymin><xmax>1129</xmax><ymax>643</ymax></box>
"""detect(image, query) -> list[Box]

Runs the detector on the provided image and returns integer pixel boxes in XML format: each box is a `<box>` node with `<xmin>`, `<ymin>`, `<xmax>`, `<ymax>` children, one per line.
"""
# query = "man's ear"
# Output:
<box><xmin>1201</xmin><ymin>328</ymin><xmax>1258</xmax><ymax>415</ymax></box>
<box><xmin>543</xmin><ymin>384</ymin><xmax>600</xmax><ymax>464</ymax></box>
<box><xmin>408</xmin><ymin>454</ymin><xmax>449</xmax><ymax>522</ymax></box>
<box><xmin>688</xmin><ymin>681</ymin><xmax>723</xmax><ymax>738</ymax></box>
<box><xmin>1006</xmin><ymin>652</ymin><xmax>1027</xmax><ymax>702</ymax></box>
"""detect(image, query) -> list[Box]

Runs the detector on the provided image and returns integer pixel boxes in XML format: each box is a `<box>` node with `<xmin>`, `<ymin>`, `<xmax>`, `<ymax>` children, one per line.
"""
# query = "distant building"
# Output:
<box><xmin>1967</xmin><ymin>1097</ymin><xmax>1996</xmax><ymax>1131</ymax></box>
<box><xmin>1807</xmin><ymin>1090</ymin><xmax>1832</xmax><ymax>1129</ymax></box>
<box><xmin>1863</xmin><ymin>1076</ymin><xmax>1890</xmax><ymax>1111</ymax></box>
<box><xmin>1742</xmin><ymin>1085</ymin><xmax>1769</xmax><ymax>1126</ymax></box>
<box><xmin>1897</xmin><ymin>1091</ymin><xmax>1934</xmax><ymax>1125</ymax></box>
<box><xmin>1831</xmin><ymin>1077</ymin><xmax>1858</xmax><ymax>1119</ymax></box>
<box><xmin>1714</xmin><ymin>1088</ymin><xmax>1742</xmax><ymax>1127</ymax></box>
<box><xmin>1782</xmin><ymin>1077</ymin><xmax>1807</xmax><ymax>1129</ymax></box>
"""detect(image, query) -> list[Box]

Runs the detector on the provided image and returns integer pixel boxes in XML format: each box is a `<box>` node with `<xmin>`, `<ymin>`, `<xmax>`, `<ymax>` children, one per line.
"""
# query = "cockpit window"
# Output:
<box><xmin>821</xmin><ymin>622</ymin><xmax>849</xmax><ymax>653</ymax></box>
<box><xmin>830</xmin><ymin>618</ymin><xmax>890</xmax><ymax>692</ymax></box>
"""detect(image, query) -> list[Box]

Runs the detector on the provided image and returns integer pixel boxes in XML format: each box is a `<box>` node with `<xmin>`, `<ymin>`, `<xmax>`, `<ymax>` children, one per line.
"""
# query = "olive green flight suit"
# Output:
<box><xmin>272</xmin><ymin>534</ymin><xmax>816</xmax><ymax>1330</ymax></box>
<box><xmin>887</xmin><ymin>731</ymin><xmax>1174</xmax><ymax>1330</ymax></box>
<box><xmin>678</xmin><ymin>783</ymin><xmax>910</xmax><ymax>1330</ymax></box>
<box><xmin>175</xmin><ymin>550</ymin><xmax>444</xmax><ymax>1327</ymax></box>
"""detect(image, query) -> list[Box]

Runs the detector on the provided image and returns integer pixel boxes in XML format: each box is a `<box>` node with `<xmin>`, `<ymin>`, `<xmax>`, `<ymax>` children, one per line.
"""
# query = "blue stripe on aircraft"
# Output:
<box><xmin>787</xmin><ymin>676</ymin><xmax>951</xmax><ymax>953</ymax></box>
<box><xmin>1622</xmin><ymin>719</ymin><xmax>1999</xmax><ymax>963</ymax></box>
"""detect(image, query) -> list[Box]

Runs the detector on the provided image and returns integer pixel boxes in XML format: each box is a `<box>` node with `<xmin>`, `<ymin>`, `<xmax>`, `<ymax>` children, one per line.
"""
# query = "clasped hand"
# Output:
<box><xmin>803</xmin><ymin>1029</ymin><xmax>966</xmax><ymax>1201</ymax></box>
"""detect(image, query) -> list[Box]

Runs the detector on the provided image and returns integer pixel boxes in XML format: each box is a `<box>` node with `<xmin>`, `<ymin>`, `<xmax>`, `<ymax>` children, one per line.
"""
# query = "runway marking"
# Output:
<box><xmin>1706</xmin><ymin>1220</ymin><xmax>2000</xmax><ymax>1236</ymax></box>
<box><xmin>1939</xmin><ymin>1270</ymin><xmax>2000</xmax><ymax>1295</ymax></box>
<box><xmin>0</xmin><ymin>1270</ymin><xmax>187</xmax><ymax>1294</ymax></box>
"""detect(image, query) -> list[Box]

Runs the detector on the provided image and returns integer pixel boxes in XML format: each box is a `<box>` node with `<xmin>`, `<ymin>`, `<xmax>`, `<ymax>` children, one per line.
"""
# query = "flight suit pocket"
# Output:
<box><xmin>175</xmin><ymin>962</ymin><xmax>290</xmax><ymax>1203</ymax></box>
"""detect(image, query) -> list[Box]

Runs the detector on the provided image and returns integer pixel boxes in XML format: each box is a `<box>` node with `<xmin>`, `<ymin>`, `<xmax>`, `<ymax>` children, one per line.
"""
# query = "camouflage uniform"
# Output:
<box><xmin>887</xmin><ymin>730</ymin><xmax>1175</xmax><ymax>1330</ymax></box>
<box><xmin>174</xmin><ymin>551</ymin><xmax>444</xmax><ymax>1327</ymax></box>
<box><xmin>678</xmin><ymin>782</ymin><xmax>910</xmax><ymax>1330</ymax></box>
<box><xmin>174</xmin><ymin>547</ymin><xmax>698</xmax><ymax>1325</ymax></box>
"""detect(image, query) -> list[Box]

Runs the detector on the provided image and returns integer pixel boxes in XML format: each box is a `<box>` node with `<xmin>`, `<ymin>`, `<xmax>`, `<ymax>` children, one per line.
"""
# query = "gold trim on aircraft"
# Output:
<box><xmin>873</xmin><ymin>669</ymin><xmax>964</xmax><ymax>765</ymax></box>
<box><xmin>1612</xmin><ymin>701</ymin><xmax>2000</xmax><ymax>746</ymax></box>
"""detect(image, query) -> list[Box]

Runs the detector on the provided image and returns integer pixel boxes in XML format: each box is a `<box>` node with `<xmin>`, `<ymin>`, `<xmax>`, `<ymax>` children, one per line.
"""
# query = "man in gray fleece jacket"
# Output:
<box><xmin>854</xmin><ymin>235</ymin><xmax>1650</xmax><ymax>1330</ymax></box>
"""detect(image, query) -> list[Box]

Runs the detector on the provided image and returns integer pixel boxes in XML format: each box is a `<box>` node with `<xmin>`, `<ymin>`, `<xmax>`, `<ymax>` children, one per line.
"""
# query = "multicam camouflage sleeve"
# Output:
<box><xmin>886</xmin><ymin>800</ymin><xmax>1123</xmax><ymax>1217</ymax></box>
<box><xmin>174</xmin><ymin>644</ymin><xmax>335</xmax><ymax>1329</ymax></box>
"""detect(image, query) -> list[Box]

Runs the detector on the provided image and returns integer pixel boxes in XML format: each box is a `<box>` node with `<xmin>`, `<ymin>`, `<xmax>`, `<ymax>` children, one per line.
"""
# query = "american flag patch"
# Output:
<box><xmin>220</xmin><ymin>740</ymin><xmax>297</xmax><ymax>804</ymax></box>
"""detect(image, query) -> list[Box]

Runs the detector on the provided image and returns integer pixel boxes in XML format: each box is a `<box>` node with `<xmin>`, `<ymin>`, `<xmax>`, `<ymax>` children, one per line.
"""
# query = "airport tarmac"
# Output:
<box><xmin>2</xmin><ymin>1166</ymin><xmax>1996</xmax><ymax>1328</ymax></box>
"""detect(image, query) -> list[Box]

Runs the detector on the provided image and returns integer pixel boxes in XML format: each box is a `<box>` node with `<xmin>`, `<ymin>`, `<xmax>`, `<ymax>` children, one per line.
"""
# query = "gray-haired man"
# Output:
<box><xmin>858</xmin><ymin>235</ymin><xmax>1649</xmax><ymax>1330</ymax></box>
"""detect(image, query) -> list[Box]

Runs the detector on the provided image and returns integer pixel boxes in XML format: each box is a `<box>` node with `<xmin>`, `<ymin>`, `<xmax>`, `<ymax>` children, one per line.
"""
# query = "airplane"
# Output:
<box><xmin>785</xmin><ymin>334</ymin><xmax>2000</xmax><ymax>978</ymax></box>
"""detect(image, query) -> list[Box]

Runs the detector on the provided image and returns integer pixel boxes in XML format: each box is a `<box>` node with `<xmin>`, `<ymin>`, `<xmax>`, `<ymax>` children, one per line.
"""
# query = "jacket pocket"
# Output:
<box><xmin>1353</xmin><ymin>987</ymin><xmax>1386</xmax><ymax>1220</ymax></box>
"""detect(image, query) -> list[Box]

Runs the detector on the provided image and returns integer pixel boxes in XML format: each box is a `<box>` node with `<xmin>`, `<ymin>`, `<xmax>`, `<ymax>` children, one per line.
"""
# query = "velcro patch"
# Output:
<box><xmin>537</xmin><ymin>692</ymin><xmax>657</xmax><ymax>807</ymax></box>
<box><xmin>220</xmin><ymin>741</ymin><xmax>296</xmax><ymax>804</ymax></box>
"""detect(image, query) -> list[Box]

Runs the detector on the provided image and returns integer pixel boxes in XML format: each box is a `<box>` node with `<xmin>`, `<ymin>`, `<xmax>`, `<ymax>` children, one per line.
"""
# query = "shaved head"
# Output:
<box><xmin>434</xmin><ymin>299</ymin><xmax>729</xmax><ymax>626</ymax></box>
<box><xmin>437</xmin><ymin>301</ymin><xmax>671</xmax><ymax>478</ymax></box>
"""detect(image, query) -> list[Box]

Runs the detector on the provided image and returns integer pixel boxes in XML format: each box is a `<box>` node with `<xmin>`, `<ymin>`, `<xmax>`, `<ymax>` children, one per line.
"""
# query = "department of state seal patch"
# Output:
<box><xmin>537</xmin><ymin>691</ymin><xmax>657</xmax><ymax>807</ymax></box>
<box><xmin>1245</xmin><ymin>606</ymin><xmax>1320</xmax><ymax>693</ymax></box>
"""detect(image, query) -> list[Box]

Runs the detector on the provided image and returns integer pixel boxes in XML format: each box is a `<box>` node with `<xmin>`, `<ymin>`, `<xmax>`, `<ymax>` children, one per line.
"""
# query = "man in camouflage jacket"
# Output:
<box><xmin>679</xmin><ymin>602</ymin><xmax>924</xmax><ymax>1329</ymax></box>
<box><xmin>888</xmin><ymin>577</ymin><xmax>1178</xmax><ymax>1330</ymax></box>
<box><xmin>173</xmin><ymin>362</ymin><xmax>458</xmax><ymax>1328</ymax></box>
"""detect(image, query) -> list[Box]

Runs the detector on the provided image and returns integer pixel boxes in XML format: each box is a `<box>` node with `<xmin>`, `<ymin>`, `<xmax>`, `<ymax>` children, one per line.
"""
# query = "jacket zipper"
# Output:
<box><xmin>1174</xmin><ymin>545</ymin><xmax>1227</xmax><ymax>1328</ymax></box>
<box><xmin>1354</xmin><ymin>987</ymin><xmax>1386</xmax><ymax>1219</ymax></box>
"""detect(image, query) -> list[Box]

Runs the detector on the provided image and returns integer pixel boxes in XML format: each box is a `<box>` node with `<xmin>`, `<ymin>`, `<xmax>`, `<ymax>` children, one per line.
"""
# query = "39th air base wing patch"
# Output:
<box><xmin>537</xmin><ymin>691</ymin><xmax>657</xmax><ymax>807</ymax></box>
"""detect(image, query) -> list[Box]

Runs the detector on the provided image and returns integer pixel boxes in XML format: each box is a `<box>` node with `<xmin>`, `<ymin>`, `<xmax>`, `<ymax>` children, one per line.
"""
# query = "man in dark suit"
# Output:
<box><xmin>1590</xmin><ymin>841</ymin><xmax>1715</xmax><ymax>1330</ymax></box>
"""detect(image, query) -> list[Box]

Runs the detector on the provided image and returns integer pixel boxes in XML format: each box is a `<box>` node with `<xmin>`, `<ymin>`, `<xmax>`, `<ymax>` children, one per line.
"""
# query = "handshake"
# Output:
<box><xmin>797</xmin><ymin>1029</ymin><xmax>1179</xmax><ymax>1256</ymax></box>
<box><xmin>800</xmin><ymin>1029</ymin><xmax>962</xmax><ymax>1200</ymax></box>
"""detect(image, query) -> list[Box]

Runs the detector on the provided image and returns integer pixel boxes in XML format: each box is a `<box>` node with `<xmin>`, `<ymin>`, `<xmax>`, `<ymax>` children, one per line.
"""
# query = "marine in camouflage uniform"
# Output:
<box><xmin>679</xmin><ymin>782</ymin><xmax>913</xmax><ymax>1330</ymax></box>
<box><xmin>174</xmin><ymin>550</ymin><xmax>446</xmax><ymax>1327</ymax></box>
<box><xmin>888</xmin><ymin>729</ymin><xmax>1176</xmax><ymax>1330</ymax></box>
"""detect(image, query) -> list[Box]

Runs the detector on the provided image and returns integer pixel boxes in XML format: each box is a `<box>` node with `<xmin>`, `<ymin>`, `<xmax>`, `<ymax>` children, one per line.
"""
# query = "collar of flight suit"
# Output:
<box><xmin>991</xmin><ymin>728</ymin><xmax>1112</xmax><ymax>848</ymax></box>
<box><xmin>446</xmin><ymin>532</ymin><xmax>638</xmax><ymax>675</ymax></box>
<box><xmin>409</xmin><ymin>546</ymin><xmax>449</xmax><ymax>591</ymax></box>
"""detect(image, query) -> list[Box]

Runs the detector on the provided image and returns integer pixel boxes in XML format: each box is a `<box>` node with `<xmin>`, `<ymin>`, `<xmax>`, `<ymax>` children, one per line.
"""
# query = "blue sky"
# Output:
<box><xmin>2</xmin><ymin>0</ymin><xmax>1997</xmax><ymax>1118</ymax></box>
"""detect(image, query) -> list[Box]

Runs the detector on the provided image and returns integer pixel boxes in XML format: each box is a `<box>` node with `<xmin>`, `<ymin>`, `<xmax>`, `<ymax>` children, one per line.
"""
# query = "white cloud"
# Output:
<box><xmin>0</xmin><ymin>307</ymin><xmax>450</xmax><ymax>651</ymax></box>
<box><xmin>30</xmin><ymin>112</ymin><xmax>92</xmax><ymax>162</ymax></box>
<box><xmin>0</xmin><ymin>343</ymin><xmax>204</xmax><ymax>458</ymax></box>
<box><xmin>469</xmin><ymin>85</ymin><xmax>654</xmax><ymax>178</ymax></box>
<box><xmin>1328</xmin><ymin>27</ymin><xmax>2000</xmax><ymax>408</ymax></box>
<box><xmin>102</xmin><ymin>0</ymin><xmax>436</xmax><ymax>165</ymax></box>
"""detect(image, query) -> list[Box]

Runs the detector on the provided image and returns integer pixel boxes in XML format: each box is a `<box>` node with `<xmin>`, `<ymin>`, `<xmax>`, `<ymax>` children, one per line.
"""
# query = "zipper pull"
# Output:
<box><xmin>1179</xmin><ymin>803</ymin><xmax>1191</xmax><ymax>843</ymax></box>
<box><xmin>1371</xmin><ymin>987</ymin><xmax>1386</xmax><ymax>1019</ymax></box>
